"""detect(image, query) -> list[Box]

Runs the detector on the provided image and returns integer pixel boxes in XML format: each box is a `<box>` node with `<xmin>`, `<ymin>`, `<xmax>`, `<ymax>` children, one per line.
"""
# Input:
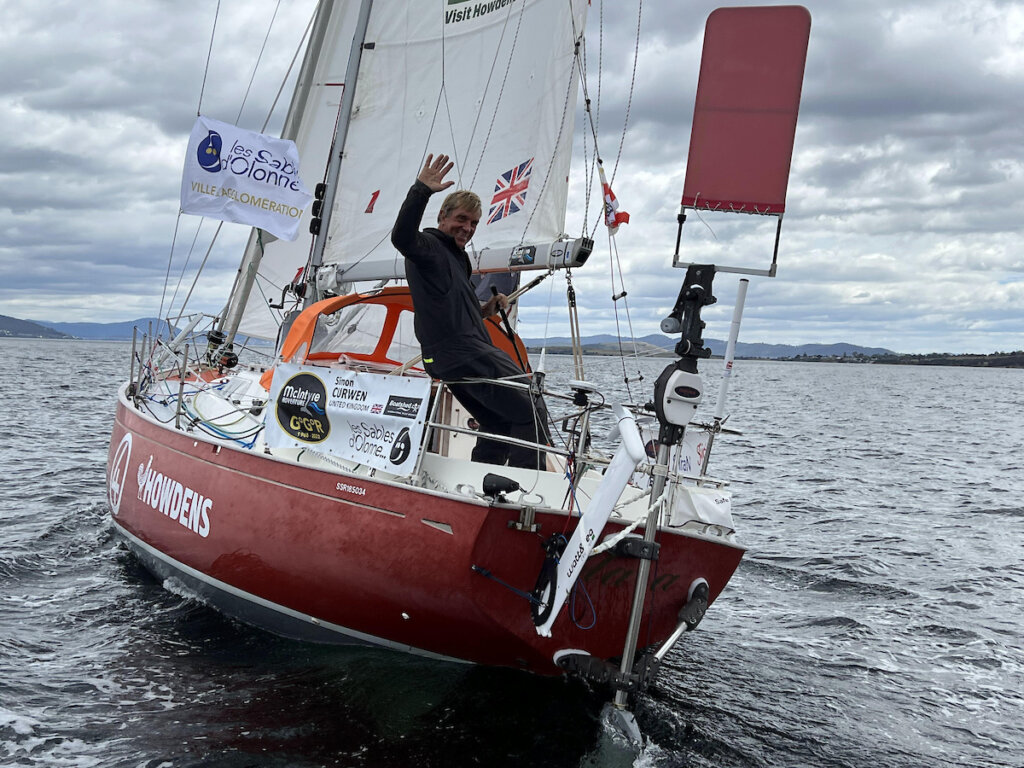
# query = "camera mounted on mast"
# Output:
<box><xmin>651</xmin><ymin>264</ymin><xmax>716</xmax><ymax>444</ymax></box>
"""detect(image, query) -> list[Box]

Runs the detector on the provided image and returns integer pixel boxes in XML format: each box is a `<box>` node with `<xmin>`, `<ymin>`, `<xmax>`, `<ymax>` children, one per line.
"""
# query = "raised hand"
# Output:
<box><xmin>417</xmin><ymin>153</ymin><xmax>456</xmax><ymax>193</ymax></box>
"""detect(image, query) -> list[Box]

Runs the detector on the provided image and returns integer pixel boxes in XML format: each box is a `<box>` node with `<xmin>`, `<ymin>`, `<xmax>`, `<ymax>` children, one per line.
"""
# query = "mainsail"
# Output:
<box><xmin>231</xmin><ymin>0</ymin><xmax>589</xmax><ymax>341</ymax></box>
<box><xmin>319</xmin><ymin>0</ymin><xmax>588</xmax><ymax>283</ymax></box>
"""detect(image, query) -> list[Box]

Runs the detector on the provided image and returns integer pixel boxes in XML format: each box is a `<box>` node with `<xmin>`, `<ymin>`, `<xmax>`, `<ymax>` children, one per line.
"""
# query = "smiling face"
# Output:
<box><xmin>436</xmin><ymin>190</ymin><xmax>482</xmax><ymax>250</ymax></box>
<box><xmin>437</xmin><ymin>205</ymin><xmax>480</xmax><ymax>249</ymax></box>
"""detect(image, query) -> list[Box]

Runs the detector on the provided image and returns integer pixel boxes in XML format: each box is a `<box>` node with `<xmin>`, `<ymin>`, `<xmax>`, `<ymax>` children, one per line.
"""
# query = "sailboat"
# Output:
<box><xmin>106</xmin><ymin>0</ymin><xmax>810</xmax><ymax>737</ymax></box>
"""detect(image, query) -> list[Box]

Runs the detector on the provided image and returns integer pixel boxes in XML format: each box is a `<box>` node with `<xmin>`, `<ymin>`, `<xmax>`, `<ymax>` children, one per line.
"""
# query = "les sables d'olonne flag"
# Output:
<box><xmin>598</xmin><ymin>161</ymin><xmax>629</xmax><ymax>234</ymax></box>
<box><xmin>180</xmin><ymin>116</ymin><xmax>312</xmax><ymax>241</ymax></box>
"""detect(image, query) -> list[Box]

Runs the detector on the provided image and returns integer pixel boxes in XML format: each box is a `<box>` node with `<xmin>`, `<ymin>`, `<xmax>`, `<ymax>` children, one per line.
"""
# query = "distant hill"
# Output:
<box><xmin>30</xmin><ymin>317</ymin><xmax>270</xmax><ymax>346</ymax></box>
<box><xmin>0</xmin><ymin>315</ymin><xmax>74</xmax><ymax>339</ymax></box>
<box><xmin>522</xmin><ymin>333</ymin><xmax>895</xmax><ymax>359</ymax></box>
<box><xmin>38</xmin><ymin>317</ymin><xmax>175</xmax><ymax>341</ymax></box>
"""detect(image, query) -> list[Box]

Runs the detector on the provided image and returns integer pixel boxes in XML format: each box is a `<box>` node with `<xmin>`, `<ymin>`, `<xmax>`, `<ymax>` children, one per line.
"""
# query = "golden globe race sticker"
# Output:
<box><xmin>275</xmin><ymin>372</ymin><xmax>330</xmax><ymax>443</ymax></box>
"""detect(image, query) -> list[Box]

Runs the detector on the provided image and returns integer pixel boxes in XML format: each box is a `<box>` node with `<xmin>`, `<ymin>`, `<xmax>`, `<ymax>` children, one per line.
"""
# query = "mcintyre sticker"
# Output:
<box><xmin>275</xmin><ymin>372</ymin><xmax>330</xmax><ymax>443</ymax></box>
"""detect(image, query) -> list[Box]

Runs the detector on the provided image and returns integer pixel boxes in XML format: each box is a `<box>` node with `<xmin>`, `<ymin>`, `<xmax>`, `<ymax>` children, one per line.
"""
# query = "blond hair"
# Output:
<box><xmin>438</xmin><ymin>190</ymin><xmax>482</xmax><ymax>222</ymax></box>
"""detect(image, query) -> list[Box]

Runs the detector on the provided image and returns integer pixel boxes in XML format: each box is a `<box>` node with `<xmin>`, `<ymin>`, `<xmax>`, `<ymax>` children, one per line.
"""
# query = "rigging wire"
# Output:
<box><xmin>236</xmin><ymin>0</ymin><xmax>284</xmax><ymax>124</ymax></box>
<box><xmin>262</xmin><ymin>6</ymin><xmax>317</xmax><ymax>134</ymax></box>
<box><xmin>607</xmin><ymin>231</ymin><xmax>646</xmax><ymax>401</ymax></box>
<box><xmin>172</xmin><ymin>222</ymin><xmax>226</xmax><ymax>330</ymax></box>
<box><xmin>166</xmin><ymin>1</ymin><xmax>307</xmax><ymax>332</ymax></box>
<box><xmin>466</xmin><ymin>1</ymin><xmax>527</xmax><ymax>188</ymax></box>
<box><xmin>608</xmin><ymin>0</ymin><xmax>643</xmax><ymax>185</ymax></box>
<box><xmin>571</xmin><ymin>0</ymin><xmax>647</xmax><ymax>393</ymax></box>
<box><xmin>167</xmin><ymin>219</ymin><xmax>208</xmax><ymax>323</ymax></box>
<box><xmin>518</xmin><ymin>34</ymin><xmax>580</xmax><ymax>244</ymax></box>
<box><xmin>156</xmin><ymin>216</ymin><xmax>186</xmax><ymax>340</ymax></box>
<box><xmin>196</xmin><ymin>0</ymin><xmax>221</xmax><ymax>116</ymax></box>
<box><xmin>577</xmin><ymin>0</ymin><xmax>643</xmax><ymax>239</ymax></box>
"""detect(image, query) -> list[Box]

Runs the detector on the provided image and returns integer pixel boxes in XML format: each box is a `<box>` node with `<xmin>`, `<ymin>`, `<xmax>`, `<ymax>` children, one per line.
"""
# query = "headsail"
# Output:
<box><xmin>317</xmin><ymin>0</ymin><xmax>589</xmax><ymax>286</ymax></box>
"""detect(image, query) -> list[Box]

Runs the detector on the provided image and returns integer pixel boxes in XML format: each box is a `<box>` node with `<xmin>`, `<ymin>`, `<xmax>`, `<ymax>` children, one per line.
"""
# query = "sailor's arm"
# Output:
<box><xmin>390</xmin><ymin>180</ymin><xmax>432</xmax><ymax>256</ymax></box>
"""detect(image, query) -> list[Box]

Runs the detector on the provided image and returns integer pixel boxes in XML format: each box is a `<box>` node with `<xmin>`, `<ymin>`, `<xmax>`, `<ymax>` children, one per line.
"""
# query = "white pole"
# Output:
<box><xmin>700</xmin><ymin>279</ymin><xmax>748</xmax><ymax>477</ymax></box>
<box><xmin>535</xmin><ymin>405</ymin><xmax>646</xmax><ymax>638</ymax></box>
<box><xmin>713</xmin><ymin>278</ymin><xmax>749</xmax><ymax>421</ymax></box>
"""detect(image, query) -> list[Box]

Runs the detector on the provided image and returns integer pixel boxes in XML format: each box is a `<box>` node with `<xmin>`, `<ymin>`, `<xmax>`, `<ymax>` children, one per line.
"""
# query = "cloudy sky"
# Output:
<box><xmin>1</xmin><ymin>0</ymin><xmax>1021</xmax><ymax>353</ymax></box>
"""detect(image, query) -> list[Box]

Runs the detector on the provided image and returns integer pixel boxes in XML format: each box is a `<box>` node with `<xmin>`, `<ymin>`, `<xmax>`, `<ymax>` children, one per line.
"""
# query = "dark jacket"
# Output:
<box><xmin>390</xmin><ymin>181</ymin><xmax>493</xmax><ymax>365</ymax></box>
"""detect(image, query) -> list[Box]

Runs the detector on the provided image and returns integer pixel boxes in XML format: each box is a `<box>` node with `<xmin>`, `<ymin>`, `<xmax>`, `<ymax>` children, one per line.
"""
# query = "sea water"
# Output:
<box><xmin>1</xmin><ymin>338</ymin><xmax>1022</xmax><ymax>767</ymax></box>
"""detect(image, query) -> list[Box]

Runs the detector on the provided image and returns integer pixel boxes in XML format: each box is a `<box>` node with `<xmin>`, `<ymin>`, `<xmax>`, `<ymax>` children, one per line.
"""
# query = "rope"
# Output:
<box><xmin>561</xmin><ymin>456</ymin><xmax>584</xmax><ymax>534</ymax></box>
<box><xmin>576</xmin><ymin>1</ymin><xmax>603</xmax><ymax>232</ymax></box>
<box><xmin>590</xmin><ymin>486</ymin><xmax>668</xmax><ymax>555</ymax></box>
<box><xmin>570</xmin><ymin>579</ymin><xmax>596</xmax><ymax>629</ymax></box>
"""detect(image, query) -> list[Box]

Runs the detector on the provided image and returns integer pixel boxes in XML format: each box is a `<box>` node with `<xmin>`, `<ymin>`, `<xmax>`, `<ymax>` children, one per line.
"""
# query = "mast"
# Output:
<box><xmin>220</xmin><ymin>0</ymin><xmax>342</xmax><ymax>345</ymax></box>
<box><xmin>303</xmin><ymin>0</ymin><xmax>374</xmax><ymax>307</ymax></box>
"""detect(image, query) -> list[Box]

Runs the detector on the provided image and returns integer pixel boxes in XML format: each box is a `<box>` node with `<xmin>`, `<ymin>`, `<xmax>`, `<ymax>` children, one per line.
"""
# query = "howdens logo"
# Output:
<box><xmin>136</xmin><ymin>456</ymin><xmax>212</xmax><ymax>537</ymax></box>
<box><xmin>445</xmin><ymin>0</ymin><xmax>520</xmax><ymax>23</ymax></box>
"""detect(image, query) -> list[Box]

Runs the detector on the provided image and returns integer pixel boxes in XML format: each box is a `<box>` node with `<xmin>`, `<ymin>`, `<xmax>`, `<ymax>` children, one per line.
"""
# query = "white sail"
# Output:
<box><xmin>233</xmin><ymin>0</ymin><xmax>588</xmax><ymax>341</ymax></box>
<box><xmin>320</xmin><ymin>0</ymin><xmax>589</xmax><ymax>283</ymax></box>
<box><xmin>231</xmin><ymin>2</ymin><xmax>364</xmax><ymax>342</ymax></box>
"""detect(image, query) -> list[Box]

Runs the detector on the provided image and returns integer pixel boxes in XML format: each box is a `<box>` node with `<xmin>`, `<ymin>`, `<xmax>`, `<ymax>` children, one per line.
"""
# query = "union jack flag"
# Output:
<box><xmin>488</xmin><ymin>158</ymin><xmax>533</xmax><ymax>225</ymax></box>
<box><xmin>370</xmin><ymin>403</ymin><xmax>383</xmax><ymax>414</ymax></box>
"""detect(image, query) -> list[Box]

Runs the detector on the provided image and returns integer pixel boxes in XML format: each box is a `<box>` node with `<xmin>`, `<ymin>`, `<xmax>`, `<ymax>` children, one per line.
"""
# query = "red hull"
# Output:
<box><xmin>106</xmin><ymin>397</ymin><xmax>743</xmax><ymax>674</ymax></box>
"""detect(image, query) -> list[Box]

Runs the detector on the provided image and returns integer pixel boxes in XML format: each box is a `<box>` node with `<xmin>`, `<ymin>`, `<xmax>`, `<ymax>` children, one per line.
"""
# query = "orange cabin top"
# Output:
<box><xmin>260</xmin><ymin>287</ymin><xmax>530</xmax><ymax>389</ymax></box>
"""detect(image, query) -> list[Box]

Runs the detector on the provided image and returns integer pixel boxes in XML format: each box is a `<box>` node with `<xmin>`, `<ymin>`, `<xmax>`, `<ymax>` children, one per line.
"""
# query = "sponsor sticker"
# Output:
<box><xmin>266</xmin><ymin>365</ymin><xmax>430</xmax><ymax>476</ymax></box>
<box><xmin>384</xmin><ymin>395</ymin><xmax>423</xmax><ymax>419</ymax></box>
<box><xmin>275</xmin><ymin>372</ymin><xmax>331</xmax><ymax>444</ymax></box>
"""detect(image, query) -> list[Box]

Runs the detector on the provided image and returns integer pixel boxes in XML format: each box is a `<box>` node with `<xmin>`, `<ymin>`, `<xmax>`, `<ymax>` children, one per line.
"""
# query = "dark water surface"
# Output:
<box><xmin>2</xmin><ymin>338</ymin><xmax>1022</xmax><ymax>767</ymax></box>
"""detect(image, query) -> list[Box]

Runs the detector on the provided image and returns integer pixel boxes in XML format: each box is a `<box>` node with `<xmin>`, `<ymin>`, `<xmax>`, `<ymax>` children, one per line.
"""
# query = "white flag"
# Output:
<box><xmin>180</xmin><ymin>116</ymin><xmax>313</xmax><ymax>241</ymax></box>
